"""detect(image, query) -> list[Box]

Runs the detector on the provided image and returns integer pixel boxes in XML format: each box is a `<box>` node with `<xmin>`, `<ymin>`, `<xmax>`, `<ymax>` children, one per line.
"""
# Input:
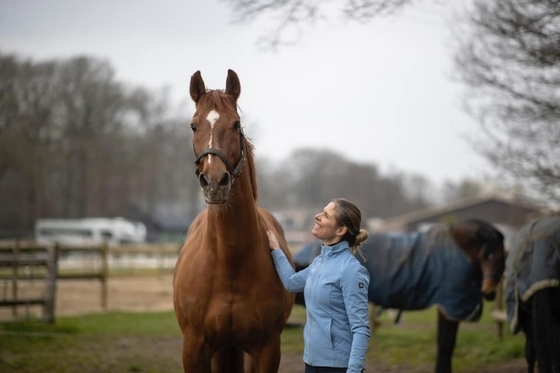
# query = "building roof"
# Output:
<box><xmin>382</xmin><ymin>193</ymin><xmax>541</xmax><ymax>230</ymax></box>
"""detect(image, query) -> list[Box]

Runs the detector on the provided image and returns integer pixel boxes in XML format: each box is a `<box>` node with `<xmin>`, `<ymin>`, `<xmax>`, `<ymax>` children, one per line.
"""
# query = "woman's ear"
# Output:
<box><xmin>336</xmin><ymin>226</ymin><xmax>347</xmax><ymax>237</ymax></box>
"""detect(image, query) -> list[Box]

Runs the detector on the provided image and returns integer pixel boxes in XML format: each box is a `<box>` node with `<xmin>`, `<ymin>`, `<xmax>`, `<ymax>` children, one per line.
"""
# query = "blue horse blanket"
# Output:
<box><xmin>294</xmin><ymin>225</ymin><xmax>483</xmax><ymax>322</ymax></box>
<box><xmin>505</xmin><ymin>217</ymin><xmax>560</xmax><ymax>334</ymax></box>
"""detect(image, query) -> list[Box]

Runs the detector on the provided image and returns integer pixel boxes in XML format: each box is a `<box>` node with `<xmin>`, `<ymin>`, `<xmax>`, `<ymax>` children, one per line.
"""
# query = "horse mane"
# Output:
<box><xmin>196</xmin><ymin>90</ymin><xmax>239</xmax><ymax>118</ymax></box>
<box><xmin>197</xmin><ymin>89</ymin><xmax>258</xmax><ymax>201</ymax></box>
<box><xmin>243</xmin><ymin>135</ymin><xmax>258</xmax><ymax>201</ymax></box>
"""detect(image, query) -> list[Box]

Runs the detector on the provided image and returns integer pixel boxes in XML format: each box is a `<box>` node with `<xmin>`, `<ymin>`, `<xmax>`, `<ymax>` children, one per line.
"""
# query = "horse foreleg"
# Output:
<box><xmin>550</xmin><ymin>288</ymin><xmax>560</xmax><ymax>373</ymax></box>
<box><xmin>521</xmin><ymin>307</ymin><xmax>536</xmax><ymax>373</ymax></box>
<box><xmin>435</xmin><ymin>310</ymin><xmax>459</xmax><ymax>373</ymax></box>
<box><xmin>181</xmin><ymin>332</ymin><xmax>212</xmax><ymax>373</ymax></box>
<box><xmin>531</xmin><ymin>288</ymin><xmax>560</xmax><ymax>373</ymax></box>
<box><xmin>245</xmin><ymin>335</ymin><xmax>282</xmax><ymax>373</ymax></box>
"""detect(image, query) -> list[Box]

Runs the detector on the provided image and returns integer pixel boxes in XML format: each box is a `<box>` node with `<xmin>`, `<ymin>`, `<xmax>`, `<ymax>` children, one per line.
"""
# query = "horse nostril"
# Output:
<box><xmin>218</xmin><ymin>172</ymin><xmax>231</xmax><ymax>187</ymax></box>
<box><xmin>199</xmin><ymin>173</ymin><xmax>209</xmax><ymax>188</ymax></box>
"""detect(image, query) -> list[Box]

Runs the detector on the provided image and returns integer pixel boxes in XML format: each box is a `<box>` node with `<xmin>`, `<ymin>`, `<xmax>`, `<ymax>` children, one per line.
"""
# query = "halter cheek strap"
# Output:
<box><xmin>193</xmin><ymin>129</ymin><xmax>246</xmax><ymax>181</ymax></box>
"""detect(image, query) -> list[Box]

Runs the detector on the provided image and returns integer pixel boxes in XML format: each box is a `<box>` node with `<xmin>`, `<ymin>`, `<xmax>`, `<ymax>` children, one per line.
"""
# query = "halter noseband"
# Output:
<box><xmin>193</xmin><ymin>128</ymin><xmax>245</xmax><ymax>182</ymax></box>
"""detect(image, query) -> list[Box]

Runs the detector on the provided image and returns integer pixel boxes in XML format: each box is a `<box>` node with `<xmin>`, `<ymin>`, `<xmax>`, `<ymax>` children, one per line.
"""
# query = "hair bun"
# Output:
<box><xmin>355</xmin><ymin>229</ymin><xmax>369</xmax><ymax>246</ymax></box>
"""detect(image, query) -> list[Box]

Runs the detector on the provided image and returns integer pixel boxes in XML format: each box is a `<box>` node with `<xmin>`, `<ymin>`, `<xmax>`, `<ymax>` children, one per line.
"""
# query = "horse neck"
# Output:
<box><xmin>206</xmin><ymin>172</ymin><xmax>263</xmax><ymax>253</ymax></box>
<box><xmin>449</xmin><ymin>225</ymin><xmax>480</xmax><ymax>264</ymax></box>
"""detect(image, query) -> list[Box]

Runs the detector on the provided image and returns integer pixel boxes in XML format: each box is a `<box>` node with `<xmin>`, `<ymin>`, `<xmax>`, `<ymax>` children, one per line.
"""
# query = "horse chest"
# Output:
<box><xmin>176</xmin><ymin>261</ymin><xmax>284</xmax><ymax>332</ymax></box>
<box><xmin>176</xmin><ymin>288</ymin><xmax>281</xmax><ymax>347</ymax></box>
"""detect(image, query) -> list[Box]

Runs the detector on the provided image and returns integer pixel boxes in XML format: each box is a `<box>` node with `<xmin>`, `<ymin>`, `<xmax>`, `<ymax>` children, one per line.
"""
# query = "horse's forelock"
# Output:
<box><xmin>195</xmin><ymin>90</ymin><xmax>239</xmax><ymax>118</ymax></box>
<box><xmin>469</xmin><ymin>219</ymin><xmax>504</xmax><ymax>252</ymax></box>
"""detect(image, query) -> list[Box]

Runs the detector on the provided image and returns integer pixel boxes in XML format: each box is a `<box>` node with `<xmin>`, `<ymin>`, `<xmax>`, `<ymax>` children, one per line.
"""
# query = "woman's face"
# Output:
<box><xmin>311</xmin><ymin>202</ymin><xmax>346</xmax><ymax>245</ymax></box>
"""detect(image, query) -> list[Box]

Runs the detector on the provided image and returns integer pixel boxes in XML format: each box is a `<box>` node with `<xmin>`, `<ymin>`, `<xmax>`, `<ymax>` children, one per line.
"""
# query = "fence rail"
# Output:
<box><xmin>0</xmin><ymin>243</ymin><xmax>58</xmax><ymax>323</ymax></box>
<box><xmin>0</xmin><ymin>241</ymin><xmax>180</xmax><ymax>322</ymax></box>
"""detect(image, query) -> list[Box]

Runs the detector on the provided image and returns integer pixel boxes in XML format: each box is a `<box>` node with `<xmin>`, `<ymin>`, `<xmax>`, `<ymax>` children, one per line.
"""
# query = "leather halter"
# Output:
<box><xmin>193</xmin><ymin>127</ymin><xmax>245</xmax><ymax>182</ymax></box>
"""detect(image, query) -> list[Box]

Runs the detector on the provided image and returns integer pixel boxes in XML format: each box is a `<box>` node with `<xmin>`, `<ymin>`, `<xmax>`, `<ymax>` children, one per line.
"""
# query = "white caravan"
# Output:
<box><xmin>35</xmin><ymin>218</ymin><xmax>147</xmax><ymax>246</ymax></box>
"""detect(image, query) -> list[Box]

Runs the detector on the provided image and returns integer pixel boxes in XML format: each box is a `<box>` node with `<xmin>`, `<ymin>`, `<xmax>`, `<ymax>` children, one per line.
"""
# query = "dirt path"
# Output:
<box><xmin>56</xmin><ymin>273</ymin><xmax>175</xmax><ymax>316</ymax></box>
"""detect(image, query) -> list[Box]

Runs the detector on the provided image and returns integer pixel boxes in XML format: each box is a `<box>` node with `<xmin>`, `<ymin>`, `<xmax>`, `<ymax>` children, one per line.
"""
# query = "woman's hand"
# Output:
<box><xmin>266</xmin><ymin>230</ymin><xmax>280</xmax><ymax>251</ymax></box>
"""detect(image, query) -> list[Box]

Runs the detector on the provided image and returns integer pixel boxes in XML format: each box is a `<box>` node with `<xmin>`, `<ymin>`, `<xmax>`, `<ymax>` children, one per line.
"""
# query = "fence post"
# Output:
<box><xmin>11</xmin><ymin>240</ymin><xmax>19</xmax><ymax>317</ymax></box>
<box><xmin>44</xmin><ymin>245</ymin><xmax>59</xmax><ymax>323</ymax></box>
<box><xmin>101</xmin><ymin>244</ymin><xmax>109</xmax><ymax>311</ymax></box>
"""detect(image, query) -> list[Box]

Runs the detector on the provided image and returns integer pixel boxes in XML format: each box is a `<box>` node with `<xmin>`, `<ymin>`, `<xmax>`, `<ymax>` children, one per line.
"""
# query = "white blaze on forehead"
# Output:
<box><xmin>206</xmin><ymin>110</ymin><xmax>220</xmax><ymax>163</ymax></box>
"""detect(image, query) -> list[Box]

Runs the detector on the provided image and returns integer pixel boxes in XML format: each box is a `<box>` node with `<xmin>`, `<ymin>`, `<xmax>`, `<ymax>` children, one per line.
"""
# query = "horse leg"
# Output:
<box><xmin>435</xmin><ymin>310</ymin><xmax>459</xmax><ymax>373</ymax></box>
<box><xmin>369</xmin><ymin>303</ymin><xmax>381</xmax><ymax>332</ymax></box>
<box><xmin>181</xmin><ymin>332</ymin><xmax>212</xmax><ymax>373</ymax></box>
<box><xmin>550</xmin><ymin>288</ymin><xmax>560</xmax><ymax>373</ymax></box>
<box><xmin>521</xmin><ymin>306</ymin><xmax>536</xmax><ymax>373</ymax></box>
<box><xmin>246</xmin><ymin>335</ymin><xmax>282</xmax><ymax>373</ymax></box>
<box><xmin>531</xmin><ymin>288</ymin><xmax>560</xmax><ymax>373</ymax></box>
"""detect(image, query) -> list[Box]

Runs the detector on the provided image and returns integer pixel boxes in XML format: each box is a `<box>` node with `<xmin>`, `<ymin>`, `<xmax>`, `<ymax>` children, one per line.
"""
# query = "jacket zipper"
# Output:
<box><xmin>308</xmin><ymin>248</ymin><xmax>327</xmax><ymax>364</ymax></box>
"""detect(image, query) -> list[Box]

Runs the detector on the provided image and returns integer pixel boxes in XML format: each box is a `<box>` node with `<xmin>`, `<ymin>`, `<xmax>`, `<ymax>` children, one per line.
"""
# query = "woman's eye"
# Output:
<box><xmin>190</xmin><ymin>123</ymin><xmax>196</xmax><ymax>132</ymax></box>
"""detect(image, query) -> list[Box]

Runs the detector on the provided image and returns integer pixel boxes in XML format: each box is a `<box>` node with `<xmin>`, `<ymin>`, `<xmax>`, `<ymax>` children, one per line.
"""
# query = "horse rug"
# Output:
<box><xmin>505</xmin><ymin>217</ymin><xmax>560</xmax><ymax>334</ymax></box>
<box><xmin>294</xmin><ymin>225</ymin><xmax>483</xmax><ymax>322</ymax></box>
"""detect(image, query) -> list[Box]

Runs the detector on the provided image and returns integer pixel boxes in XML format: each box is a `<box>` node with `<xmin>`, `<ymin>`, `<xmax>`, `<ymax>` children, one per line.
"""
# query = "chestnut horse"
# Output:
<box><xmin>293</xmin><ymin>219</ymin><xmax>506</xmax><ymax>373</ymax></box>
<box><xmin>173</xmin><ymin>70</ymin><xmax>294</xmax><ymax>373</ymax></box>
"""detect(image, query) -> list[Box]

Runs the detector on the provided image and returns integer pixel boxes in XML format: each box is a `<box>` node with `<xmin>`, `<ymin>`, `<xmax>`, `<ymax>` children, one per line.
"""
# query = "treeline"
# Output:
<box><xmin>255</xmin><ymin>149</ymin><xmax>433</xmax><ymax>222</ymax></box>
<box><xmin>0</xmin><ymin>53</ymin><xmax>479</xmax><ymax>239</ymax></box>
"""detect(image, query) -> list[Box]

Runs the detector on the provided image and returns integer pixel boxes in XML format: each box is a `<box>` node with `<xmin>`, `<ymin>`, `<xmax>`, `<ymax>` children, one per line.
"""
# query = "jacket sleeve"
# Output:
<box><xmin>341</xmin><ymin>263</ymin><xmax>370</xmax><ymax>373</ymax></box>
<box><xmin>271</xmin><ymin>249</ymin><xmax>309</xmax><ymax>293</ymax></box>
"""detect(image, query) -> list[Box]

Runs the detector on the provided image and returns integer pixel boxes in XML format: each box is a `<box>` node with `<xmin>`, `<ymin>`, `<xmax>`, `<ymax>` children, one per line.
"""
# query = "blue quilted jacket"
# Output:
<box><xmin>271</xmin><ymin>240</ymin><xmax>370</xmax><ymax>373</ymax></box>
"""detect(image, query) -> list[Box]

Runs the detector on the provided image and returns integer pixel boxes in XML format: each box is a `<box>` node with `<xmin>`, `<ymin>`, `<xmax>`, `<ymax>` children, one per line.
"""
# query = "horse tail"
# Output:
<box><xmin>212</xmin><ymin>346</ymin><xmax>245</xmax><ymax>373</ymax></box>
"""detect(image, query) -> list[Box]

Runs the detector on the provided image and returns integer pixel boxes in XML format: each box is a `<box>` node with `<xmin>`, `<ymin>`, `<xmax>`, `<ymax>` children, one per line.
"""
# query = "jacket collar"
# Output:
<box><xmin>321</xmin><ymin>240</ymin><xmax>350</xmax><ymax>257</ymax></box>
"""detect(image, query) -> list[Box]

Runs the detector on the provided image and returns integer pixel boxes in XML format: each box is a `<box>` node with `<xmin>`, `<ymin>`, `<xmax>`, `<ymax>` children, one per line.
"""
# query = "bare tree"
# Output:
<box><xmin>224</xmin><ymin>0</ymin><xmax>416</xmax><ymax>48</ymax></box>
<box><xmin>0</xmin><ymin>54</ymin><xmax>61</xmax><ymax>231</ymax></box>
<box><xmin>441</xmin><ymin>178</ymin><xmax>485</xmax><ymax>204</ymax></box>
<box><xmin>255</xmin><ymin>147</ymin><xmax>431</xmax><ymax>219</ymax></box>
<box><xmin>453</xmin><ymin>0</ymin><xmax>560</xmax><ymax>203</ymax></box>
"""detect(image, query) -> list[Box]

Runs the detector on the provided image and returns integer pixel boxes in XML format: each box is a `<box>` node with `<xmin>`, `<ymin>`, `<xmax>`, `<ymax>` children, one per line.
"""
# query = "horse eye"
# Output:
<box><xmin>233</xmin><ymin>121</ymin><xmax>241</xmax><ymax>130</ymax></box>
<box><xmin>190</xmin><ymin>123</ymin><xmax>196</xmax><ymax>132</ymax></box>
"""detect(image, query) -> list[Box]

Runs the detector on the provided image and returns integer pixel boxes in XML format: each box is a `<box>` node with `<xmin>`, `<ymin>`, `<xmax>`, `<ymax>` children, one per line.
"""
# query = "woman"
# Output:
<box><xmin>267</xmin><ymin>198</ymin><xmax>370</xmax><ymax>373</ymax></box>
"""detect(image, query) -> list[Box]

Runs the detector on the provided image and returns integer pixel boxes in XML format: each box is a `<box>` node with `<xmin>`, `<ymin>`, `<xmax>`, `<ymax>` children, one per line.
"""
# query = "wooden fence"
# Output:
<box><xmin>0</xmin><ymin>243</ymin><xmax>58</xmax><ymax>323</ymax></box>
<box><xmin>0</xmin><ymin>241</ymin><xmax>180</xmax><ymax>322</ymax></box>
<box><xmin>1</xmin><ymin>240</ymin><xmax>509</xmax><ymax>335</ymax></box>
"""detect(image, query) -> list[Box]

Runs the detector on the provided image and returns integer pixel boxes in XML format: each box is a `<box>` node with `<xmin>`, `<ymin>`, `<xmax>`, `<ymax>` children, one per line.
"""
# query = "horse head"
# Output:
<box><xmin>189</xmin><ymin>69</ymin><xmax>245</xmax><ymax>204</ymax></box>
<box><xmin>450</xmin><ymin>219</ymin><xmax>506</xmax><ymax>301</ymax></box>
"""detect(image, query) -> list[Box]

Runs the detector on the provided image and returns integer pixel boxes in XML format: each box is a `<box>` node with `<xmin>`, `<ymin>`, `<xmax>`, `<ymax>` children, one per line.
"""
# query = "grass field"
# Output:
<box><xmin>0</xmin><ymin>301</ymin><xmax>527</xmax><ymax>373</ymax></box>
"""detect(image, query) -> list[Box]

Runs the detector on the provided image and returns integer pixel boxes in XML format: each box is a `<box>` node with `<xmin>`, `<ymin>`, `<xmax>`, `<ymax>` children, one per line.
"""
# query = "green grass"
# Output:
<box><xmin>0</xmin><ymin>311</ymin><xmax>183</xmax><ymax>373</ymax></box>
<box><xmin>365</xmin><ymin>302</ymin><xmax>525</xmax><ymax>372</ymax></box>
<box><xmin>0</xmin><ymin>303</ymin><xmax>526</xmax><ymax>373</ymax></box>
<box><xmin>284</xmin><ymin>303</ymin><xmax>526</xmax><ymax>372</ymax></box>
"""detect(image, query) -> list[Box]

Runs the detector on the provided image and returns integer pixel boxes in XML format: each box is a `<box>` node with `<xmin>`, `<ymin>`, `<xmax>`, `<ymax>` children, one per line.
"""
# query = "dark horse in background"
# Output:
<box><xmin>294</xmin><ymin>220</ymin><xmax>505</xmax><ymax>373</ymax></box>
<box><xmin>173</xmin><ymin>70</ymin><xmax>294</xmax><ymax>372</ymax></box>
<box><xmin>505</xmin><ymin>216</ymin><xmax>560</xmax><ymax>373</ymax></box>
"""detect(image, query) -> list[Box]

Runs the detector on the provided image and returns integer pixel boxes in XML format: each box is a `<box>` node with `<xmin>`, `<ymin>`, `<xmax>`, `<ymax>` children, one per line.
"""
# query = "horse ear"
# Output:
<box><xmin>190</xmin><ymin>71</ymin><xmax>206</xmax><ymax>103</ymax></box>
<box><xmin>225</xmin><ymin>69</ymin><xmax>241</xmax><ymax>101</ymax></box>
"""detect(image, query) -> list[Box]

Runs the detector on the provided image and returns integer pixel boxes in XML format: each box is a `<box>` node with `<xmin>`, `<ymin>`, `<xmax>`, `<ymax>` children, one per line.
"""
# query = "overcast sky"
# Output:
<box><xmin>0</xmin><ymin>0</ymin><xmax>491</xmax><ymax>185</ymax></box>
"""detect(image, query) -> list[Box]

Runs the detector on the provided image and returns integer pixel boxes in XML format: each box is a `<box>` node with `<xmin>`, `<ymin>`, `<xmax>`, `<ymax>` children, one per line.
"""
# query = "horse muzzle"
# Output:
<box><xmin>482</xmin><ymin>290</ymin><xmax>496</xmax><ymax>301</ymax></box>
<box><xmin>199</xmin><ymin>171</ymin><xmax>232</xmax><ymax>204</ymax></box>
